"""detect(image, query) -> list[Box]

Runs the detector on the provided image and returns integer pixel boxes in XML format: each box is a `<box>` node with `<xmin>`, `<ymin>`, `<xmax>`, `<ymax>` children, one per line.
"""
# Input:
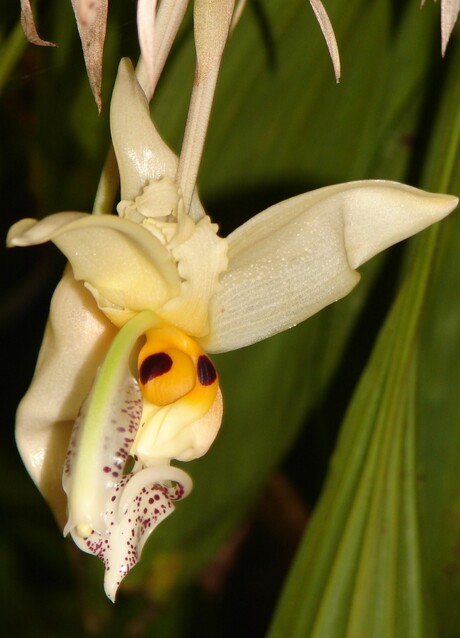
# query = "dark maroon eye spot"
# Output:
<box><xmin>139</xmin><ymin>352</ymin><xmax>173</xmax><ymax>384</ymax></box>
<box><xmin>197</xmin><ymin>355</ymin><xmax>217</xmax><ymax>386</ymax></box>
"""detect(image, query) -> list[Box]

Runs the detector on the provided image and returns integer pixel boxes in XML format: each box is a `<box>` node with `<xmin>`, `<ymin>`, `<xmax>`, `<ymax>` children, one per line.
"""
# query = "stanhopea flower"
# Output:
<box><xmin>7</xmin><ymin>57</ymin><xmax>458</xmax><ymax>600</ymax></box>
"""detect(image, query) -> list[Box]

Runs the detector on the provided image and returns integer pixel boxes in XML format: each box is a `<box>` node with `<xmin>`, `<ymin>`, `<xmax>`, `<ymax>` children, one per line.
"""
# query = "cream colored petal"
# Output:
<box><xmin>62</xmin><ymin>310</ymin><xmax>196</xmax><ymax>601</ymax></box>
<box><xmin>8</xmin><ymin>212</ymin><xmax>181</xmax><ymax>325</ymax></box>
<box><xmin>15</xmin><ymin>269</ymin><xmax>117</xmax><ymax>527</ymax></box>
<box><xmin>204</xmin><ymin>181</ymin><xmax>458</xmax><ymax>353</ymax></box>
<box><xmin>133</xmin><ymin>389</ymin><xmax>223</xmax><ymax>465</ymax></box>
<box><xmin>158</xmin><ymin>215</ymin><xmax>228</xmax><ymax>337</ymax></box>
<box><xmin>111</xmin><ymin>59</ymin><xmax>207</xmax><ymax>220</ymax></box>
<box><xmin>63</xmin><ymin>310</ymin><xmax>159</xmax><ymax>538</ymax></box>
<box><xmin>111</xmin><ymin>58</ymin><xmax>178</xmax><ymax>201</ymax></box>
<box><xmin>71</xmin><ymin>0</ymin><xmax>108</xmax><ymax>112</ymax></box>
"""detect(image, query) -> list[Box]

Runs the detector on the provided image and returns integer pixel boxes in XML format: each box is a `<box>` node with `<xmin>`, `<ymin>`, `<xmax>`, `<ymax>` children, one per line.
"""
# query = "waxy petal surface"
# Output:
<box><xmin>15</xmin><ymin>269</ymin><xmax>117</xmax><ymax>525</ymax></box>
<box><xmin>111</xmin><ymin>59</ymin><xmax>178</xmax><ymax>202</ymax></box>
<box><xmin>111</xmin><ymin>59</ymin><xmax>207</xmax><ymax>221</ymax></box>
<box><xmin>204</xmin><ymin>181</ymin><xmax>458</xmax><ymax>352</ymax></box>
<box><xmin>8</xmin><ymin>213</ymin><xmax>181</xmax><ymax>327</ymax></box>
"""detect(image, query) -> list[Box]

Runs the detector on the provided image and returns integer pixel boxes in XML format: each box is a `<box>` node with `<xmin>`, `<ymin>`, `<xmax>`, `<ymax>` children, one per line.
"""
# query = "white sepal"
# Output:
<box><xmin>110</xmin><ymin>58</ymin><xmax>178</xmax><ymax>201</ymax></box>
<box><xmin>14</xmin><ymin>269</ymin><xmax>117</xmax><ymax>526</ymax></box>
<box><xmin>8</xmin><ymin>213</ymin><xmax>181</xmax><ymax>328</ymax></box>
<box><xmin>204</xmin><ymin>181</ymin><xmax>458</xmax><ymax>352</ymax></box>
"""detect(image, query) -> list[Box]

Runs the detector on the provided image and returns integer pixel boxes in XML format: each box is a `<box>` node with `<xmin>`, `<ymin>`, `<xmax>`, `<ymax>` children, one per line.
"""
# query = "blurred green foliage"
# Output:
<box><xmin>1</xmin><ymin>0</ymin><xmax>460</xmax><ymax>636</ymax></box>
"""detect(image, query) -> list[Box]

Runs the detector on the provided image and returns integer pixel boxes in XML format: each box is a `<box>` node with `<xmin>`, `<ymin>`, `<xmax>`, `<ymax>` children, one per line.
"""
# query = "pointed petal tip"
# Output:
<box><xmin>114</xmin><ymin>58</ymin><xmax>144</xmax><ymax>103</ymax></box>
<box><xmin>205</xmin><ymin>181</ymin><xmax>457</xmax><ymax>353</ymax></box>
<box><xmin>419</xmin><ymin>190</ymin><xmax>459</xmax><ymax>220</ymax></box>
<box><xmin>342</xmin><ymin>182</ymin><xmax>458</xmax><ymax>269</ymax></box>
<box><xmin>435</xmin><ymin>192</ymin><xmax>458</xmax><ymax>214</ymax></box>
<box><xmin>117</xmin><ymin>57</ymin><xmax>136</xmax><ymax>82</ymax></box>
<box><xmin>104</xmin><ymin>574</ymin><xmax>119</xmax><ymax>603</ymax></box>
<box><xmin>6</xmin><ymin>218</ymin><xmax>39</xmax><ymax>247</ymax></box>
<box><xmin>111</xmin><ymin>58</ymin><xmax>179</xmax><ymax>201</ymax></box>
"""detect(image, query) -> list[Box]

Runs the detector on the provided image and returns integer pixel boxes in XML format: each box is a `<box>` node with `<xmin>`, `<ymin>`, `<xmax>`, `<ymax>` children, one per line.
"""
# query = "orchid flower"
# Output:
<box><xmin>7</xmin><ymin>54</ymin><xmax>458</xmax><ymax>599</ymax></box>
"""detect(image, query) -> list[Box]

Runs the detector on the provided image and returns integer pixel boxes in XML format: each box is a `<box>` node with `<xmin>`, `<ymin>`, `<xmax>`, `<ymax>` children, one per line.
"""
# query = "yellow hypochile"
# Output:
<box><xmin>138</xmin><ymin>325</ymin><xmax>218</xmax><ymax>411</ymax></box>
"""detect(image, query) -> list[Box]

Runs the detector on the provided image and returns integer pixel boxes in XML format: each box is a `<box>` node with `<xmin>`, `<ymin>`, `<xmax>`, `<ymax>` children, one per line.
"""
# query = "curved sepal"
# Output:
<box><xmin>20</xmin><ymin>0</ymin><xmax>55</xmax><ymax>46</ymax></box>
<box><xmin>111</xmin><ymin>58</ymin><xmax>207</xmax><ymax>220</ymax></box>
<box><xmin>15</xmin><ymin>269</ymin><xmax>117</xmax><ymax>526</ymax></box>
<box><xmin>158</xmin><ymin>214</ymin><xmax>228</xmax><ymax>338</ymax></box>
<box><xmin>110</xmin><ymin>58</ymin><xmax>179</xmax><ymax>201</ymax></box>
<box><xmin>204</xmin><ymin>181</ymin><xmax>458</xmax><ymax>352</ymax></box>
<box><xmin>7</xmin><ymin>213</ymin><xmax>181</xmax><ymax>327</ymax></box>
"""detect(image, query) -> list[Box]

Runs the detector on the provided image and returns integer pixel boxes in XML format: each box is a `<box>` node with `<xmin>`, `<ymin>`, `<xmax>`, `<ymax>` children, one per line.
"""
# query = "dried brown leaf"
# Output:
<box><xmin>20</xmin><ymin>0</ymin><xmax>55</xmax><ymax>47</ymax></box>
<box><xmin>71</xmin><ymin>0</ymin><xmax>108</xmax><ymax>112</ymax></box>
